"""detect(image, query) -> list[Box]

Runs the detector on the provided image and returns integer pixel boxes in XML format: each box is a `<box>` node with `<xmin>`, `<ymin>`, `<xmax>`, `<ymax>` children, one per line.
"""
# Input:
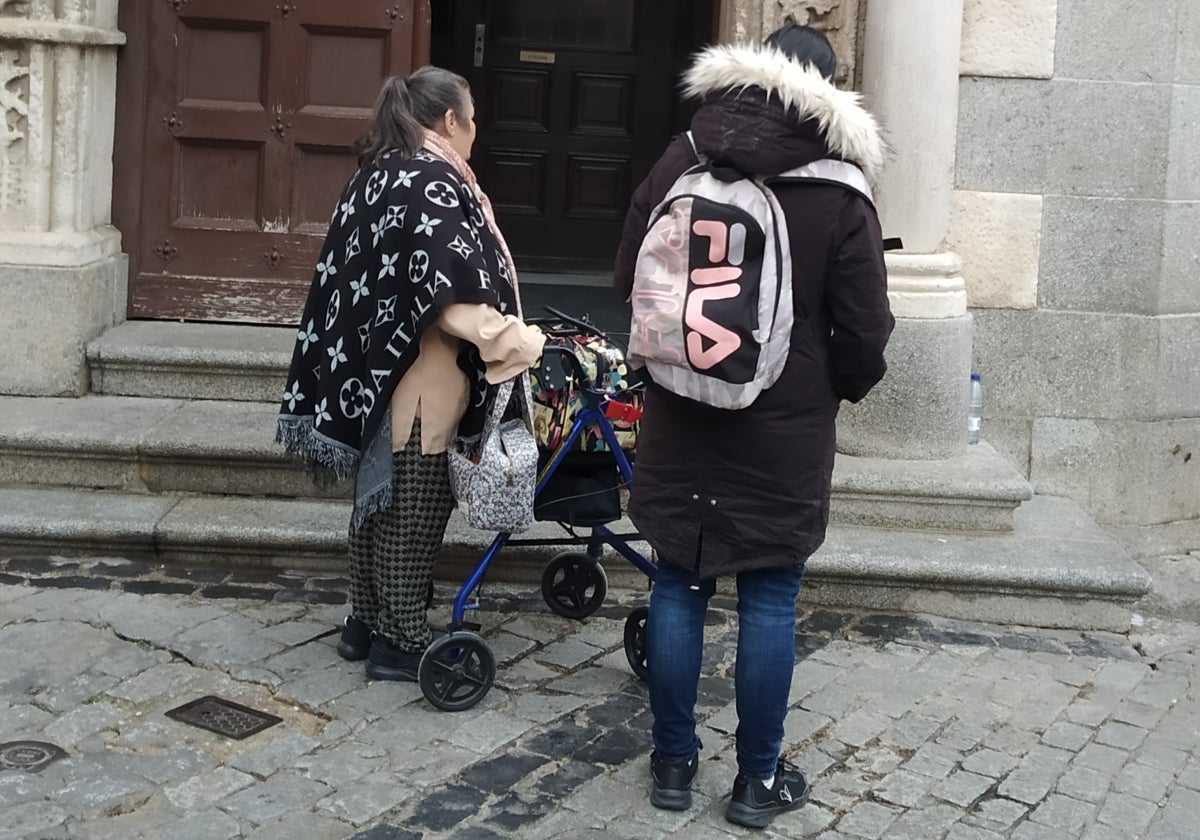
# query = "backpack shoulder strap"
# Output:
<box><xmin>680</xmin><ymin>132</ymin><xmax>753</xmax><ymax>183</ymax></box>
<box><xmin>767</xmin><ymin>159</ymin><xmax>873</xmax><ymax>203</ymax></box>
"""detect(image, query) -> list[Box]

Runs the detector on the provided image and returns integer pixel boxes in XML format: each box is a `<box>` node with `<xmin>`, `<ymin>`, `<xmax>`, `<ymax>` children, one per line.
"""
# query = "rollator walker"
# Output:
<box><xmin>417</xmin><ymin>309</ymin><xmax>656</xmax><ymax>711</ymax></box>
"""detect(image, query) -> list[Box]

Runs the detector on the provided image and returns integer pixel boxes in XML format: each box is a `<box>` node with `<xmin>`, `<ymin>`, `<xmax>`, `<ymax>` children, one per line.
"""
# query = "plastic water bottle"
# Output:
<box><xmin>967</xmin><ymin>373</ymin><xmax>983</xmax><ymax>444</ymax></box>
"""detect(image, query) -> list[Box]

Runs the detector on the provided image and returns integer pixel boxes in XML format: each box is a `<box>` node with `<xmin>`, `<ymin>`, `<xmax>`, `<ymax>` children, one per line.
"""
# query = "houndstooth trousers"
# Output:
<box><xmin>347</xmin><ymin>422</ymin><xmax>456</xmax><ymax>652</ymax></box>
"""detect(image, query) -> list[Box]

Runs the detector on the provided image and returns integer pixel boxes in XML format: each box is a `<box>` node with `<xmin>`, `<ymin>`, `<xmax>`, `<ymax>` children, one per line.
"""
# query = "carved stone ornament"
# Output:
<box><xmin>277</xmin><ymin>2</ymin><xmax>296</xmax><ymax>18</ymax></box>
<box><xmin>0</xmin><ymin>0</ymin><xmax>31</xmax><ymax>18</ymax></box>
<box><xmin>776</xmin><ymin>0</ymin><xmax>863</xmax><ymax>85</ymax></box>
<box><xmin>168</xmin><ymin>0</ymin><xmax>190</xmax><ymax>12</ymax></box>
<box><xmin>0</xmin><ymin>47</ymin><xmax>29</xmax><ymax>150</ymax></box>
<box><xmin>161</xmin><ymin>112</ymin><xmax>184</xmax><ymax>136</ymax></box>
<box><xmin>774</xmin><ymin>0</ymin><xmax>841</xmax><ymax>27</ymax></box>
<box><xmin>153</xmin><ymin>239</ymin><xmax>180</xmax><ymax>264</ymax></box>
<box><xmin>721</xmin><ymin>0</ymin><xmax>862</xmax><ymax>85</ymax></box>
<box><xmin>0</xmin><ymin>164</ymin><xmax>21</xmax><ymax>222</ymax></box>
<box><xmin>386</xmin><ymin>5</ymin><xmax>404</xmax><ymax>26</ymax></box>
<box><xmin>0</xmin><ymin>47</ymin><xmax>28</xmax><ymax>225</ymax></box>
<box><xmin>262</xmin><ymin>246</ymin><xmax>286</xmax><ymax>270</ymax></box>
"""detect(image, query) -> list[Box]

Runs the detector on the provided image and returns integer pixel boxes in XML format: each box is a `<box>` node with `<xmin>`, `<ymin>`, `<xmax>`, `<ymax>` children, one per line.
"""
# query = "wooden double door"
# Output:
<box><xmin>435</xmin><ymin>1</ymin><xmax>713</xmax><ymax>273</ymax></box>
<box><xmin>116</xmin><ymin>0</ymin><xmax>429</xmax><ymax>323</ymax></box>
<box><xmin>114</xmin><ymin>0</ymin><xmax>712</xmax><ymax>323</ymax></box>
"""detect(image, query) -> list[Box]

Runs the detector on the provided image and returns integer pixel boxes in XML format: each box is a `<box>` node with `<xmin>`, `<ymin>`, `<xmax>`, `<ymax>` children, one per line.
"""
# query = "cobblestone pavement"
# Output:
<box><xmin>1</xmin><ymin>558</ymin><xmax>1198</xmax><ymax>840</ymax></box>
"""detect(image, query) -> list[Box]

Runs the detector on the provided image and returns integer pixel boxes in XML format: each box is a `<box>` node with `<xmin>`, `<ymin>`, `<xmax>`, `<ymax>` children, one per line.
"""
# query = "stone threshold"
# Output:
<box><xmin>0</xmin><ymin>488</ymin><xmax>1148</xmax><ymax>632</ymax></box>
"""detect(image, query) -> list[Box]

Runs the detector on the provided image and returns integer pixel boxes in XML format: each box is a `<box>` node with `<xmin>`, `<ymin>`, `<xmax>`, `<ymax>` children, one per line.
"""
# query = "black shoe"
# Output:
<box><xmin>336</xmin><ymin>616</ymin><xmax>373</xmax><ymax>662</ymax></box>
<box><xmin>364</xmin><ymin>635</ymin><xmax>421</xmax><ymax>682</ymax></box>
<box><xmin>725</xmin><ymin>758</ymin><xmax>811</xmax><ymax>829</ymax></box>
<box><xmin>650</xmin><ymin>749</ymin><xmax>699</xmax><ymax>811</ymax></box>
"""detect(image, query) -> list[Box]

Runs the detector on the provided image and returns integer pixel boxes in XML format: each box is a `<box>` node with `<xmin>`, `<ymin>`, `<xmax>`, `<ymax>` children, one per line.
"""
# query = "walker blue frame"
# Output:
<box><xmin>448</xmin><ymin>382</ymin><xmax>657</xmax><ymax>629</ymax></box>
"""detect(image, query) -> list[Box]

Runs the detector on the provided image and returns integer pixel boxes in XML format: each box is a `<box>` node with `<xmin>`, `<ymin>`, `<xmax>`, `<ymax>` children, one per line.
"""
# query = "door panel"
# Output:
<box><xmin>116</xmin><ymin>0</ymin><xmax>430</xmax><ymax>324</ymax></box>
<box><xmin>572</xmin><ymin>74</ymin><xmax>633</xmax><ymax>136</ymax></box>
<box><xmin>489</xmin><ymin>70</ymin><xmax>551</xmax><ymax>130</ymax></box>
<box><xmin>565</xmin><ymin>156</ymin><xmax>630</xmax><ymax>220</ymax></box>
<box><xmin>485</xmin><ymin>152</ymin><xmax>547</xmax><ymax>215</ymax></box>
<box><xmin>496</xmin><ymin>0</ymin><xmax>636</xmax><ymax>49</ymax></box>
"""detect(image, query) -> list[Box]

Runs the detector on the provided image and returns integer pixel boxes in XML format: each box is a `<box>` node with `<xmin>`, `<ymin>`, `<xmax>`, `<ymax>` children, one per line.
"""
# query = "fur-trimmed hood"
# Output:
<box><xmin>682</xmin><ymin>42</ymin><xmax>885</xmax><ymax>179</ymax></box>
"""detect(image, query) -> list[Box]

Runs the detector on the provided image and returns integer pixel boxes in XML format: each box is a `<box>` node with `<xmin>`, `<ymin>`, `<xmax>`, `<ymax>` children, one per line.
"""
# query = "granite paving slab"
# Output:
<box><xmin>0</xmin><ymin>575</ymin><xmax>1196</xmax><ymax>839</ymax></box>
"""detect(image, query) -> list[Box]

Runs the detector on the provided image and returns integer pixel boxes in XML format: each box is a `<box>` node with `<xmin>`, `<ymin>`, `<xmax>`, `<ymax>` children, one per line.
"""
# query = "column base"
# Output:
<box><xmin>831</xmin><ymin>442</ymin><xmax>1033</xmax><ymax>532</ymax></box>
<box><xmin>838</xmin><ymin>313</ymin><xmax>974</xmax><ymax>460</ymax></box>
<box><xmin>885</xmin><ymin>252</ymin><xmax>968</xmax><ymax>319</ymax></box>
<box><xmin>0</xmin><ymin>227</ymin><xmax>123</xmax><ymax>267</ymax></box>
<box><xmin>1</xmin><ymin>254</ymin><xmax>128</xmax><ymax>396</ymax></box>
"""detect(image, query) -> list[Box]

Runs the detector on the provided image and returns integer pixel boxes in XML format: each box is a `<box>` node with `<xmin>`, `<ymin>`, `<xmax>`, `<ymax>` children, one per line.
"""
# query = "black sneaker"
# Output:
<box><xmin>650</xmin><ymin>750</ymin><xmax>699</xmax><ymax>810</ymax></box>
<box><xmin>336</xmin><ymin>616</ymin><xmax>373</xmax><ymax>662</ymax></box>
<box><xmin>725</xmin><ymin>758</ymin><xmax>811</xmax><ymax>829</ymax></box>
<box><xmin>364</xmin><ymin>635</ymin><xmax>421</xmax><ymax>682</ymax></box>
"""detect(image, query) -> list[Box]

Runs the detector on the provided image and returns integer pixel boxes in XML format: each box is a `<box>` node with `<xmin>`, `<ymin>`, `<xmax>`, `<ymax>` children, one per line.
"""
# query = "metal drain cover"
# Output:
<box><xmin>165</xmin><ymin>696</ymin><xmax>282</xmax><ymax>740</ymax></box>
<box><xmin>0</xmin><ymin>741</ymin><xmax>68</xmax><ymax>773</ymax></box>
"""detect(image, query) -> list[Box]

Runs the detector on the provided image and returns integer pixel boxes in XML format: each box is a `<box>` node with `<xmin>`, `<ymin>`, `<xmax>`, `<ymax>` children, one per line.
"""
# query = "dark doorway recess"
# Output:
<box><xmin>433</xmin><ymin>1</ymin><xmax>715</xmax><ymax>275</ymax></box>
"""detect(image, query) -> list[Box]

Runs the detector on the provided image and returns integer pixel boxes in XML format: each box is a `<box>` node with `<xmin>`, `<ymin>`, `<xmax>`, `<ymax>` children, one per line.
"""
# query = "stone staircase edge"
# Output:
<box><xmin>832</xmin><ymin>443</ymin><xmax>1034</xmax><ymax>504</ymax></box>
<box><xmin>0</xmin><ymin>396</ymin><xmax>1033</xmax><ymax>528</ymax></box>
<box><xmin>0</xmin><ymin>487</ymin><xmax>1149</xmax><ymax>602</ymax></box>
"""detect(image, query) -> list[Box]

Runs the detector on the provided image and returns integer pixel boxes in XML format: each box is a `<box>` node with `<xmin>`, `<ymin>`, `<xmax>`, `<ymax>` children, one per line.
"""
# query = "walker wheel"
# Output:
<box><xmin>541</xmin><ymin>552</ymin><xmax>608</xmax><ymax>619</ymax></box>
<box><xmin>624</xmin><ymin>606</ymin><xmax>649</xmax><ymax>681</ymax></box>
<box><xmin>418</xmin><ymin>632</ymin><xmax>496</xmax><ymax>712</ymax></box>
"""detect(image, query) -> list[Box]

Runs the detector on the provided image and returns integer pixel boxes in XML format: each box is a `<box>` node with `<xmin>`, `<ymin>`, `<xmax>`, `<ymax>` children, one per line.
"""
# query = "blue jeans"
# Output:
<box><xmin>647</xmin><ymin>560</ymin><xmax>805</xmax><ymax>780</ymax></box>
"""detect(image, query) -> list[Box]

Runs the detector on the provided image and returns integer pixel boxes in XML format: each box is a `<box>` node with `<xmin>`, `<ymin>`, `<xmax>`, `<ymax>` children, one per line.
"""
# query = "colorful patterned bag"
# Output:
<box><xmin>530</xmin><ymin>330</ymin><xmax>642</xmax><ymax>454</ymax></box>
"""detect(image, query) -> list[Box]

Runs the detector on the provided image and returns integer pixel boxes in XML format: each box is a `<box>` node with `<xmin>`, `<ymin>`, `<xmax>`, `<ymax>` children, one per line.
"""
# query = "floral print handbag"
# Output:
<box><xmin>448</xmin><ymin>373</ymin><xmax>539</xmax><ymax>533</ymax></box>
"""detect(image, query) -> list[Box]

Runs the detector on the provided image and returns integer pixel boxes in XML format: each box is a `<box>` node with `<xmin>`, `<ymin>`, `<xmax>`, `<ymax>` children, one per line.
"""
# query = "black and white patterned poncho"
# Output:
<box><xmin>276</xmin><ymin>148</ymin><xmax>520</xmax><ymax>525</ymax></box>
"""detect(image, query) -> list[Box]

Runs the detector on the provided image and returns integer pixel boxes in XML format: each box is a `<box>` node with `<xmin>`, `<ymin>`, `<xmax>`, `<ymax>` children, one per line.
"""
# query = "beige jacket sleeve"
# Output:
<box><xmin>438</xmin><ymin>303</ymin><xmax>546</xmax><ymax>384</ymax></box>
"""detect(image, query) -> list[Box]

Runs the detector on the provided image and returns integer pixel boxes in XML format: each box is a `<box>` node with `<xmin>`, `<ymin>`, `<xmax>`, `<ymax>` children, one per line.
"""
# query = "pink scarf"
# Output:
<box><xmin>423</xmin><ymin>130</ymin><xmax>522</xmax><ymax>317</ymax></box>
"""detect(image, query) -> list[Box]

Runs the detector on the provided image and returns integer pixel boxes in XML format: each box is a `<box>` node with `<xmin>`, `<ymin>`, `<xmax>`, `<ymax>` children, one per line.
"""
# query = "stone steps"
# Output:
<box><xmin>83</xmin><ymin>288</ymin><xmax>631</xmax><ymax>401</ymax></box>
<box><xmin>0</xmin><ymin>395</ymin><xmax>340</xmax><ymax>500</ymax></box>
<box><xmin>81</xmin><ymin>320</ymin><xmax>1036</xmax><ymax>524</ymax></box>
<box><xmin>0</xmin><ymin>486</ymin><xmax>1149</xmax><ymax>631</ymax></box>
<box><xmin>0</xmin><ymin>485</ymin><xmax>623</xmax><ymax>574</ymax></box>
<box><xmin>8</xmin><ymin>319</ymin><xmax>1145</xmax><ymax>632</ymax></box>
<box><xmin>88</xmin><ymin>321</ymin><xmax>292</xmax><ymax>403</ymax></box>
<box><xmin>0</xmin><ymin>392</ymin><xmax>1031</xmax><ymax>530</ymax></box>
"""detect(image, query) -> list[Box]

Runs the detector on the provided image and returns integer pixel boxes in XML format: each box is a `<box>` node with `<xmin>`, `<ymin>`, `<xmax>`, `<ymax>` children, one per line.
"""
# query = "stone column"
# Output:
<box><xmin>838</xmin><ymin>0</ymin><xmax>973</xmax><ymax>459</ymax></box>
<box><xmin>0</xmin><ymin>0</ymin><xmax>127</xmax><ymax>396</ymax></box>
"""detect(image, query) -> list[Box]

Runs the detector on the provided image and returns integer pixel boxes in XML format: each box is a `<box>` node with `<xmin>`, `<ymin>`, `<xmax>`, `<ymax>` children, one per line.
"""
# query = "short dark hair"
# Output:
<box><xmin>358</xmin><ymin>66</ymin><xmax>472</xmax><ymax>166</ymax></box>
<box><xmin>764</xmin><ymin>23</ymin><xmax>837</xmax><ymax>80</ymax></box>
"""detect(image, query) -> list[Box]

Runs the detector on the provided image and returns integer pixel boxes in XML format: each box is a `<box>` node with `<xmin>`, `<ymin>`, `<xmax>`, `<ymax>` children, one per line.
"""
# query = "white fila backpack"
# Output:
<box><xmin>628</xmin><ymin>132</ymin><xmax>873</xmax><ymax>410</ymax></box>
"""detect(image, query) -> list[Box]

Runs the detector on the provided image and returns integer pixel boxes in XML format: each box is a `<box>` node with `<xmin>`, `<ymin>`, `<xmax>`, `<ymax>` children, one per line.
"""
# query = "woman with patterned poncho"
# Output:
<box><xmin>277</xmin><ymin>68</ymin><xmax>545</xmax><ymax>681</ymax></box>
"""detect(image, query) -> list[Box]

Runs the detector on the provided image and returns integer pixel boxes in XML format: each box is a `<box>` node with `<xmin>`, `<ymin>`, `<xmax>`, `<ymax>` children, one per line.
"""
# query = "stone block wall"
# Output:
<box><xmin>952</xmin><ymin>0</ymin><xmax>1200</xmax><ymax>553</ymax></box>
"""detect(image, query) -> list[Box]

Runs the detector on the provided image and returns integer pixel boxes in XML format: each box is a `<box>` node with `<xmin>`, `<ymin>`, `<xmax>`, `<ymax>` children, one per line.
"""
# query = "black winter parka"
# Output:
<box><xmin>613</xmin><ymin>44</ymin><xmax>895</xmax><ymax>580</ymax></box>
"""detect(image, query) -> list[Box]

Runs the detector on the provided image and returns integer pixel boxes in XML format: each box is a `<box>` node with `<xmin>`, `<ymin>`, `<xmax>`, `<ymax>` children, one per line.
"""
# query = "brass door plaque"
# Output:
<box><xmin>520</xmin><ymin>50</ymin><xmax>556</xmax><ymax>64</ymax></box>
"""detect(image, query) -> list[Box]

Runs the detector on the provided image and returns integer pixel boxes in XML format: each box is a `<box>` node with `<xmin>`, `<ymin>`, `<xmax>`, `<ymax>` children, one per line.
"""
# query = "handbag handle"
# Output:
<box><xmin>480</xmin><ymin>371</ymin><xmax>534</xmax><ymax>445</ymax></box>
<box><xmin>476</xmin><ymin>372</ymin><xmax>534</xmax><ymax>484</ymax></box>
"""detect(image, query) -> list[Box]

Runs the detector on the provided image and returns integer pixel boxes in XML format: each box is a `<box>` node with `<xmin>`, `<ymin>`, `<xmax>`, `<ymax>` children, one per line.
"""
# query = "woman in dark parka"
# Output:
<box><xmin>613</xmin><ymin>25</ymin><xmax>894</xmax><ymax>829</ymax></box>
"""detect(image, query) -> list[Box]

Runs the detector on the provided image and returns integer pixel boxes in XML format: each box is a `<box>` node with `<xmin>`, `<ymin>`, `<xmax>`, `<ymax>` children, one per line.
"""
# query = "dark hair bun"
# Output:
<box><xmin>764</xmin><ymin>23</ymin><xmax>837</xmax><ymax>80</ymax></box>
